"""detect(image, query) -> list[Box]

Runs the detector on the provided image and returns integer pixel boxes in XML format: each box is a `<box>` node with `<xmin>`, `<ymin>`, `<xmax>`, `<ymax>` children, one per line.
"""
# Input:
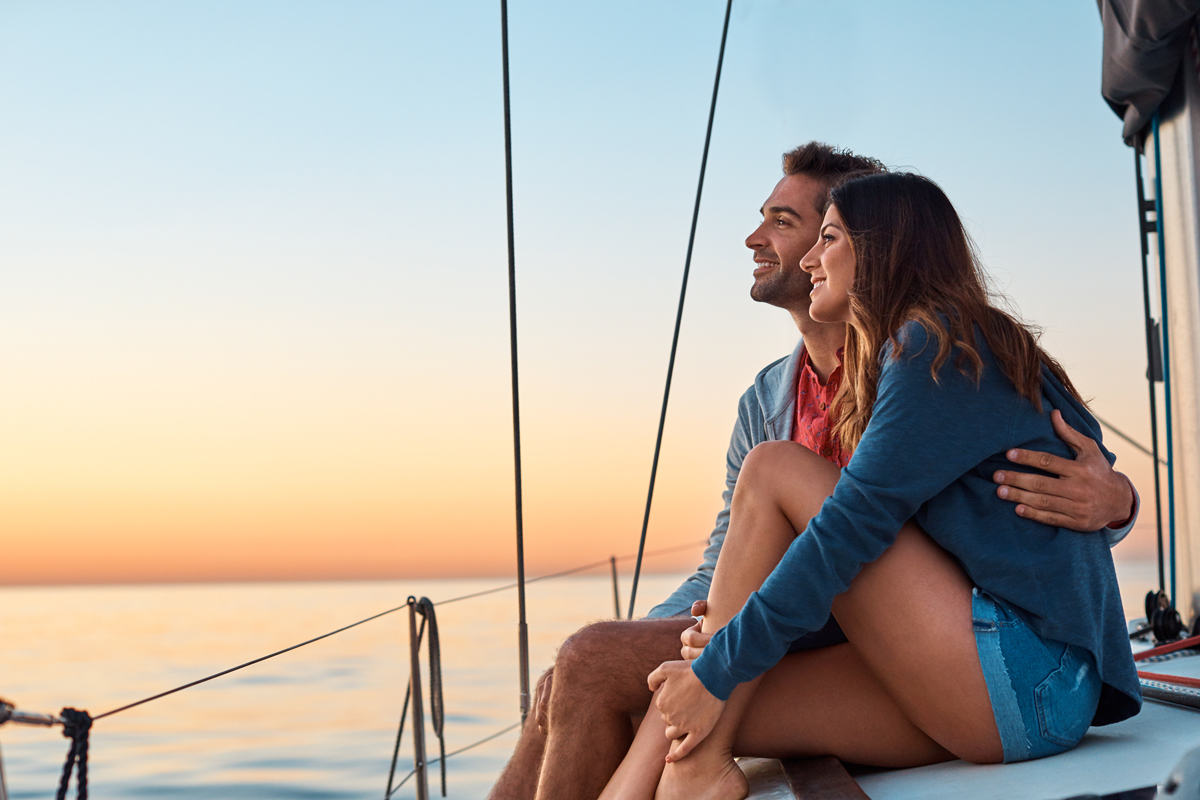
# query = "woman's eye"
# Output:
<box><xmin>822</xmin><ymin>233</ymin><xmax>834</xmax><ymax>244</ymax></box>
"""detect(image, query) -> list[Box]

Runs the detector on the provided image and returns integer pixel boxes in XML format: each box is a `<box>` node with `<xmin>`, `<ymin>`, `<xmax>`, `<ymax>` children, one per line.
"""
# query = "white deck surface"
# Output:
<box><xmin>850</xmin><ymin>643</ymin><xmax>1200</xmax><ymax>800</ymax></box>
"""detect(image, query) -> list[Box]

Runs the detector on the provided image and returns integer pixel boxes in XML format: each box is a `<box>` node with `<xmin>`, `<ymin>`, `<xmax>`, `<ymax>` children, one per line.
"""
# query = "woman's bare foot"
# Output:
<box><xmin>653</xmin><ymin>750</ymin><xmax>747</xmax><ymax>800</ymax></box>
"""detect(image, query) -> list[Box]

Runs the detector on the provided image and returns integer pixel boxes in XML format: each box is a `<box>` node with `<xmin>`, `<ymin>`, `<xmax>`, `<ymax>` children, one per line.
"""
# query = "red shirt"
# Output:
<box><xmin>792</xmin><ymin>347</ymin><xmax>851</xmax><ymax>468</ymax></box>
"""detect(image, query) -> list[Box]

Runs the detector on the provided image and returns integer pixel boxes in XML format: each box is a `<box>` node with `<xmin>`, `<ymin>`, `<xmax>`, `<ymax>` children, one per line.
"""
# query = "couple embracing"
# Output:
<box><xmin>491</xmin><ymin>143</ymin><xmax>1142</xmax><ymax>800</ymax></box>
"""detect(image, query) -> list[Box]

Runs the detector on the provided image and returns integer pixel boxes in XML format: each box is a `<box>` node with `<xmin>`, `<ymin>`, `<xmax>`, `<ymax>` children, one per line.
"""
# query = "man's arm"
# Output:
<box><xmin>992</xmin><ymin>409</ymin><xmax>1137</xmax><ymax>543</ymax></box>
<box><xmin>644</xmin><ymin>385</ymin><xmax>765</xmax><ymax>619</ymax></box>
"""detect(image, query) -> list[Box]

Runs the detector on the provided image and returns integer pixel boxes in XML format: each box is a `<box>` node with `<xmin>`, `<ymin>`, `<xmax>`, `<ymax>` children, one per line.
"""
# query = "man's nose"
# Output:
<box><xmin>745</xmin><ymin>222</ymin><xmax>767</xmax><ymax>249</ymax></box>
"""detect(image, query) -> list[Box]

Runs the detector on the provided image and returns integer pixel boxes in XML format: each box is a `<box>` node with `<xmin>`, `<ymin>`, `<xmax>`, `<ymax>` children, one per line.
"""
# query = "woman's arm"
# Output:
<box><xmin>691</xmin><ymin>325</ymin><xmax>1020</xmax><ymax>700</ymax></box>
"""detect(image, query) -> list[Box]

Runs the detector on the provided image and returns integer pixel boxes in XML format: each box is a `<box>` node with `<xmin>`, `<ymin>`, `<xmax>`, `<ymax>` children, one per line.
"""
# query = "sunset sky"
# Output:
<box><xmin>0</xmin><ymin>1</ymin><xmax>1165</xmax><ymax>584</ymax></box>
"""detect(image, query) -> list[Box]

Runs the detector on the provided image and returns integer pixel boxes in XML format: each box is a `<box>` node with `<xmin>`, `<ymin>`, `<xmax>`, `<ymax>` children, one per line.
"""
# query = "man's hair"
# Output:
<box><xmin>782</xmin><ymin>142</ymin><xmax>886</xmax><ymax>211</ymax></box>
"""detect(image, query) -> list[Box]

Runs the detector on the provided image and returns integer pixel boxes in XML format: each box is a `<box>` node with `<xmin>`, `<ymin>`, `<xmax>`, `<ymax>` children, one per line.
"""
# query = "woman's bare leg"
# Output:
<box><xmin>596</xmin><ymin>693</ymin><xmax>671</xmax><ymax>800</ymax></box>
<box><xmin>597</xmin><ymin>439</ymin><xmax>804</xmax><ymax>800</ymax></box>
<box><xmin>655</xmin><ymin>441</ymin><xmax>1002</xmax><ymax>800</ymax></box>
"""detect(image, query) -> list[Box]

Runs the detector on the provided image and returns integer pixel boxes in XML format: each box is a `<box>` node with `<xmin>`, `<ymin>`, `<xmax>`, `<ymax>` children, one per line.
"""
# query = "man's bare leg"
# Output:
<box><xmin>487</xmin><ymin>617</ymin><xmax>691</xmax><ymax>800</ymax></box>
<box><xmin>488</xmin><ymin>669</ymin><xmax>552</xmax><ymax>800</ymax></box>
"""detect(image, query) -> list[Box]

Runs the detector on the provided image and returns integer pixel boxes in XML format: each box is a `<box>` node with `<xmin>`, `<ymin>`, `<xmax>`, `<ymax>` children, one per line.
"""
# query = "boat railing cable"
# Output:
<box><xmin>627</xmin><ymin>0</ymin><xmax>734</xmax><ymax>621</ymax></box>
<box><xmin>0</xmin><ymin>540</ymin><xmax>703</xmax><ymax>798</ymax></box>
<box><xmin>84</xmin><ymin>540</ymin><xmax>700</xmax><ymax>721</ymax></box>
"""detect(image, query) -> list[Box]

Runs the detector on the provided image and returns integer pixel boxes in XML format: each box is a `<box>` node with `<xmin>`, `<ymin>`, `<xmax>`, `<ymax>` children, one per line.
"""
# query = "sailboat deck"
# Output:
<box><xmin>741</xmin><ymin>642</ymin><xmax>1200</xmax><ymax>799</ymax></box>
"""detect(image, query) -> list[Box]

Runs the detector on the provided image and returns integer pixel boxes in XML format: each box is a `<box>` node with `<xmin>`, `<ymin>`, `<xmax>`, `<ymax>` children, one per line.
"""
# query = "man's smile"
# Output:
<box><xmin>753</xmin><ymin>256</ymin><xmax>781</xmax><ymax>276</ymax></box>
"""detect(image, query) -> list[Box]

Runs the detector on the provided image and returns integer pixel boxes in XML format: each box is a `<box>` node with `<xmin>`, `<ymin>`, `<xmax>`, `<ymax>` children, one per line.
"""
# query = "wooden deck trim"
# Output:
<box><xmin>781</xmin><ymin>757</ymin><xmax>870</xmax><ymax>800</ymax></box>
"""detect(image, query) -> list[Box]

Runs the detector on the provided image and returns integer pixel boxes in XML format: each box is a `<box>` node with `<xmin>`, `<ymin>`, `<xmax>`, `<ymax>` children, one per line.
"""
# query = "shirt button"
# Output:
<box><xmin>822</xmin><ymin>446</ymin><xmax>833</xmax><ymax>457</ymax></box>
<box><xmin>819</xmin><ymin>402</ymin><xmax>827</xmax><ymax>410</ymax></box>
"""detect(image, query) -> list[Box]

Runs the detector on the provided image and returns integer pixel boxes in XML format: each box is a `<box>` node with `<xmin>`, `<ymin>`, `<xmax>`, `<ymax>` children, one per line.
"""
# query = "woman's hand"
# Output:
<box><xmin>680</xmin><ymin>600</ymin><xmax>713</xmax><ymax>660</ymax></box>
<box><xmin>648</xmin><ymin>659</ymin><xmax>725</xmax><ymax>762</ymax></box>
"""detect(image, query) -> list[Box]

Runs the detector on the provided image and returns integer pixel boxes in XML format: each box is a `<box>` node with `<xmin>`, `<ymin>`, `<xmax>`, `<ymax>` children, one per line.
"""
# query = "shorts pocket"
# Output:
<box><xmin>1034</xmin><ymin>645</ymin><xmax>1099</xmax><ymax>748</ymax></box>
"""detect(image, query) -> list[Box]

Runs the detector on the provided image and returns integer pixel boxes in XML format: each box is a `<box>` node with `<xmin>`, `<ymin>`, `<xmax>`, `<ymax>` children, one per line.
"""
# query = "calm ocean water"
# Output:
<box><xmin>0</xmin><ymin>563</ymin><xmax>1159</xmax><ymax>799</ymax></box>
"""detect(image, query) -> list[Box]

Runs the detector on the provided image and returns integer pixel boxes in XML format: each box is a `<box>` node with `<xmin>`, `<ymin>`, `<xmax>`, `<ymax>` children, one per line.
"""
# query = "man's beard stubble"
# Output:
<box><xmin>750</xmin><ymin>267</ymin><xmax>813</xmax><ymax>308</ymax></box>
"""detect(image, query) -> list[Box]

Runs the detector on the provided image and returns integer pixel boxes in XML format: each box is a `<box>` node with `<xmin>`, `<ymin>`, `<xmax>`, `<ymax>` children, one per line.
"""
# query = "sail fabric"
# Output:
<box><xmin>1099</xmin><ymin>0</ymin><xmax>1200</xmax><ymax>142</ymax></box>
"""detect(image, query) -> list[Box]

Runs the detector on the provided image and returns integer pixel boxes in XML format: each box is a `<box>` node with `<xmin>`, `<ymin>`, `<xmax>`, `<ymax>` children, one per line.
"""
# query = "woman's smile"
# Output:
<box><xmin>799</xmin><ymin>205</ymin><xmax>855</xmax><ymax>323</ymax></box>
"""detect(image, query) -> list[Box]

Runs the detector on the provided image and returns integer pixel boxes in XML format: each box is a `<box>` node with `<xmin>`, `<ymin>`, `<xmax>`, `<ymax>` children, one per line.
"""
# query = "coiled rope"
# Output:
<box><xmin>382</xmin><ymin>598</ymin><xmax>445</xmax><ymax>798</ymax></box>
<box><xmin>55</xmin><ymin>709</ymin><xmax>91</xmax><ymax>800</ymax></box>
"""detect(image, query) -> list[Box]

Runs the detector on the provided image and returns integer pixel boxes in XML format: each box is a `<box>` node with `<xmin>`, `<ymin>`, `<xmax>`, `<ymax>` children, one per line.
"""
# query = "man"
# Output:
<box><xmin>488</xmin><ymin>142</ymin><xmax>1137</xmax><ymax>800</ymax></box>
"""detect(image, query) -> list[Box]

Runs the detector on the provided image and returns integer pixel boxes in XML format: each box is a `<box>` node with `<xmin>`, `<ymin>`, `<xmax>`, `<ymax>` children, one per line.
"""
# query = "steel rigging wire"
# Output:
<box><xmin>627</xmin><ymin>0</ymin><xmax>735</xmax><ymax>620</ymax></box>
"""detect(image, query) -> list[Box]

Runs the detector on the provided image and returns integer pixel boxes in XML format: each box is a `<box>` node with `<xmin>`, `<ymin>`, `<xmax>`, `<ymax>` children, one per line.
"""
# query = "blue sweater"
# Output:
<box><xmin>690</xmin><ymin>321</ymin><xmax>1141</xmax><ymax>726</ymax></box>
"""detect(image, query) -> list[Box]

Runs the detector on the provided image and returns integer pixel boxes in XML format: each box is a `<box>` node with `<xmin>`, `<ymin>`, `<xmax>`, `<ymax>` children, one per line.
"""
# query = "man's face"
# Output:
<box><xmin>745</xmin><ymin>173</ymin><xmax>826</xmax><ymax>311</ymax></box>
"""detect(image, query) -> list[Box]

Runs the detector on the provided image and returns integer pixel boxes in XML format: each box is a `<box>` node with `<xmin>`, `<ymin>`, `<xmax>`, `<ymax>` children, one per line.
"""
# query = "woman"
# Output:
<box><xmin>600</xmin><ymin>171</ymin><xmax>1141</xmax><ymax>800</ymax></box>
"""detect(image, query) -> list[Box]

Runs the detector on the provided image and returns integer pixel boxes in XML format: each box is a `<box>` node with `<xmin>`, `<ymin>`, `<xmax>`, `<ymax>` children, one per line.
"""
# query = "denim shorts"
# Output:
<box><xmin>972</xmin><ymin>588</ymin><xmax>1102</xmax><ymax>762</ymax></box>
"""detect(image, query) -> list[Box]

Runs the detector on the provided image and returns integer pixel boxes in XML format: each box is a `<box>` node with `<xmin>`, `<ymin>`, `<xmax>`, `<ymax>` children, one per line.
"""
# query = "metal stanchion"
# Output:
<box><xmin>0</xmin><ymin>699</ymin><xmax>61</xmax><ymax>800</ymax></box>
<box><xmin>609</xmin><ymin>557</ymin><xmax>621</xmax><ymax>619</ymax></box>
<box><xmin>407</xmin><ymin>599</ymin><xmax>429</xmax><ymax>800</ymax></box>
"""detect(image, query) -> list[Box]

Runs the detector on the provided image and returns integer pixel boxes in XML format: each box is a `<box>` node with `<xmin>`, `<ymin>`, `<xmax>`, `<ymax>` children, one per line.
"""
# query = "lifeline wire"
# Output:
<box><xmin>387</xmin><ymin>722</ymin><xmax>522</xmax><ymax>797</ymax></box>
<box><xmin>627</xmin><ymin>0</ymin><xmax>734</xmax><ymax>621</ymax></box>
<box><xmin>91</xmin><ymin>602</ymin><xmax>411</xmax><ymax>721</ymax></box>
<box><xmin>498</xmin><ymin>0</ymin><xmax>531</xmax><ymax>726</ymax></box>
<box><xmin>87</xmin><ymin>542</ymin><xmax>700</xmax><ymax>723</ymax></box>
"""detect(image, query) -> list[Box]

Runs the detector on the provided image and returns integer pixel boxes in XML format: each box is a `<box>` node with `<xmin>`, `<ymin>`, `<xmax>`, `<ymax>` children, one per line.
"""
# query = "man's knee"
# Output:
<box><xmin>555</xmin><ymin>620</ymin><xmax>632</xmax><ymax>687</ymax></box>
<box><xmin>551</xmin><ymin>619</ymin><xmax>682</xmax><ymax>711</ymax></box>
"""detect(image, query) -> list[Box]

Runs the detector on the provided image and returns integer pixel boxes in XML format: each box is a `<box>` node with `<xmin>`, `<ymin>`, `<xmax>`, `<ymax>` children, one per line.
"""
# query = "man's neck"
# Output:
<box><xmin>792</xmin><ymin>312</ymin><xmax>846</xmax><ymax>383</ymax></box>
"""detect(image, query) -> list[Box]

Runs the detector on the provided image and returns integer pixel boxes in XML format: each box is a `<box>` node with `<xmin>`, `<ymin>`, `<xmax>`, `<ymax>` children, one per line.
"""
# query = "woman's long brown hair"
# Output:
<box><xmin>828</xmin><ymin>171</ymin><xmax>1083</xmax><ymax>451</ymax></box>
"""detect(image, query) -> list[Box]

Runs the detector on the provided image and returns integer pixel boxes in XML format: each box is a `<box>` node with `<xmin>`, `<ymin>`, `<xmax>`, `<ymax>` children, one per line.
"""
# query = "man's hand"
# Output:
<box><xmin>993</xmin><ymin>409</ymin><xmax>1135</xmax><ymax>531</ymax></box>
<box><xmin>534</xmin><ymin>668</ymin><xmax>553</xmax><ymax>735</ymax></box>
<box><xmin>648</xmin><ymin>660</ymin><xmax>724</xmax><ymax>763</ymax></box>
<box><xmin>681</xmin><ymin>601</ymin><xmax>713</xmax><ymax>660</ymax></box>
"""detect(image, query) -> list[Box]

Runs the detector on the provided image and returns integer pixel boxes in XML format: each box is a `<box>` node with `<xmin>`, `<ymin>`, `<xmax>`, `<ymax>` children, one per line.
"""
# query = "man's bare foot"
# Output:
<box><xmin>653</xmin><ymin>751</ymin><xmax>747</xmax><ymax>800</ymax></box>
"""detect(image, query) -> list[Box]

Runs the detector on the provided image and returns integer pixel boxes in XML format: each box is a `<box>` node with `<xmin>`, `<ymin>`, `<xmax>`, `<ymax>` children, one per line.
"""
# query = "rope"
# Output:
<box><xmin>627</xmin><ymin>0</ymin><xmax>734</xmax><ymax>621</ymax></box>
<box><xmin>1139</xmin><ymin>670</ymin><xmax>1200</xmax><ymax>690</ymax></box>
<box><xmin>498</xmin><ymin>0</ymin><xmax>531</xmax><ymax>727</ymax></box>
<box><xmin>1139</xmin><ymin>648</ymin><xmax>1200</xmax><ymax>665</ymax></box>
<box><xmin>55</xmin><ymin>708</ymin><xmax>91</xmax><ymax>800</ymax></box>
<box><xmin>1134</xmin><ymin>632</ymin><xmax>1200</xmax><ymax>661</ymax></box>
<box><xmin>414</xmin><ymin>598</ymin><xmax>446</xmax><ymax>796</ymax></box>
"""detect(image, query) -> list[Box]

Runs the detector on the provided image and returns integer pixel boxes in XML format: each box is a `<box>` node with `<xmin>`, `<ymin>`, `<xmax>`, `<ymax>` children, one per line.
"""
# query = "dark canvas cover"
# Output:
<box><xmin>1099</xmin><ymin>0</ymin><xmax>1200</xmax><ymax>142</ymax></box>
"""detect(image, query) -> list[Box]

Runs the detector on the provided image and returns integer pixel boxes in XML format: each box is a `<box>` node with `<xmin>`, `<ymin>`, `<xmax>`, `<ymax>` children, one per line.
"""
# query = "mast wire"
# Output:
<box><xmin>627</xmin><ymin>0</ymin><xmax>734</xmax><ymax>621</ymax></box>
<box><xmin>1134</xmin><ymin>144</ymin><xmax>1167</xmax><ymax>596</ymax></box>
<box><xmin>498</xmin><ymin>0</ymin><xmax>531</xmax><ymax>723</ymax></box>
<box><xmin>1151</xmin><ymin>113</ymin><xmax>1178</xmax><ymax>604</ymax></box>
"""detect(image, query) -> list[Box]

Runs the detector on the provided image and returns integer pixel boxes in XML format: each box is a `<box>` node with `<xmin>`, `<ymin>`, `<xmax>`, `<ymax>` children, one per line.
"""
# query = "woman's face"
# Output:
<box><xmin>800</xmin><ymin>205</ymin><xmax>856</xmax><ymax>323</ymax></box>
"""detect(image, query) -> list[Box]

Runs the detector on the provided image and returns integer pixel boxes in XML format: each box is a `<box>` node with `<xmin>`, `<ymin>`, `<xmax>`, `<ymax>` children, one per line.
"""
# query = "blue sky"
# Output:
<box><xmin>0</xmin><ymin>1</ymin><xmax>1159</xmax><ymax>581</ymax></box>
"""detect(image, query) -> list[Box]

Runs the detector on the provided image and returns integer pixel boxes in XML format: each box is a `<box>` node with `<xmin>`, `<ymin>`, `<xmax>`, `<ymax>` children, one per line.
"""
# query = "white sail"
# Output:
<box><xmin>1145</xmin><ymin>52</ymin><xmax>1200</xmax><ymax>625</ymax></box>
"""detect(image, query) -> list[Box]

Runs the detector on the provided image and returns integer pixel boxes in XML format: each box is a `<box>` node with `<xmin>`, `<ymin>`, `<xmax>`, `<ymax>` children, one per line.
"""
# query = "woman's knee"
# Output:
<box><xmin>731</xmin><ymin>441</ymin><xmax>839</xmax><ymax>524</ymax></box>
